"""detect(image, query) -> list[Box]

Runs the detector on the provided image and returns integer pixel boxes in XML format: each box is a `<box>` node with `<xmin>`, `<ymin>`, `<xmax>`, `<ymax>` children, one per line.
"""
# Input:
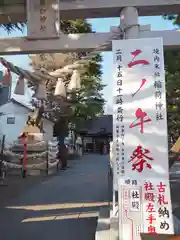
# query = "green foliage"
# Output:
<box><xmin>0</xmin><ymin>23</ymin><xmax>25</xmax><ymax>34</ymax></box>
<box><xmin>60</xmin><ymin>20</ymin><xmax>105</xmax><ymax>123</ymax></box>
<box><xmin>1</xmin><ymin>20</ymin><xmax>105</xmax><ymax>123</ymax></box>
<box><xmin>29</xmin><ymin>19</ymin><xmax>105</xmax><ymax>124</ymax></box>
<box><xmin>163</xmin><ymin>15</ymin><xmax>180</xmax><ymax>26</ymax></box>
<box><xmin>60</xmin><ymin>20</ymin><xmax>92</xmax><ymax>34</ymax></box>
<box><xmin>68</xmin><ymin>41</ymin><xmax>105</xmax><ymax>124</ymax></box>
<box><xmin>70</xmin><ymin>74</ymin><xmax>106</xmax><ymax>125</ymax></box>
<box><xmin>165</xmin><ymin>70</ymin><xmax>180</xmax><ymax>146</ymax></box>
<box><xmin>163</xmin><ymin>13</ymin><xmax>180</xmax><ymax>147</ymax></box>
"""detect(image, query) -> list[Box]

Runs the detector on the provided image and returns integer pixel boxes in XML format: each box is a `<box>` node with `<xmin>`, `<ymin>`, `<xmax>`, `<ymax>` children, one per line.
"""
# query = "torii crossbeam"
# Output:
<box><xmin>0</xmin><ymin>0</ymin><xmax>180</xmax><ymax>22</ymax></box>
<box><xmin>0</xmin><ymin>1</ymin><xmax>180</xmax><ymax>55</ymax></box>
<box><xmin>0</xmin><ymin>29</ymin><xmax>180</xmax><ymax>55</ymax></box>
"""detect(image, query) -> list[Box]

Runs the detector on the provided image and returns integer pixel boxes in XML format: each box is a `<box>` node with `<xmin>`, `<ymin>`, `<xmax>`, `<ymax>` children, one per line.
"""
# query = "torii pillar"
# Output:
<box><xmin>120</xmin><ymin>7</ymin><xmax>139</xmax><ymax>39</ymax></box>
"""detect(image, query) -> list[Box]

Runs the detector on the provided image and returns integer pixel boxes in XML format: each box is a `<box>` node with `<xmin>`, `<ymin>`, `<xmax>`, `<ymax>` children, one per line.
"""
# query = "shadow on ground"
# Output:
<box><xmin>0</xmin><ymin>154</ymin><xmax>110</xmax><ymax>240</ymax></box>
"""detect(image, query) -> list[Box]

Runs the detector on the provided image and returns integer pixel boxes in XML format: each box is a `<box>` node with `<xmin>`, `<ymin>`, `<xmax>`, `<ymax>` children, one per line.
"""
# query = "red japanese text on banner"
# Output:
<box><xmin>112</xmin><ymin>38</ymin><xmax>168</xmax><ymax>180</ymax></box>
<box><xmin>112</xmin><ymin>38</ymin><xmax>174</xmax><ymax>239</ymax></box>
<box><xmin>118</xmin><ymin>178</ymin><xmax>174</xmax><ymax>239</ymax></box>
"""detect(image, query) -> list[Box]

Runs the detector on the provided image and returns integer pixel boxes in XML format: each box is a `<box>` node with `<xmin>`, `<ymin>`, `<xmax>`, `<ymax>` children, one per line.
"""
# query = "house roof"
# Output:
<box><xmin>76</xmin><ymin>115</ymin><xmax>112</xmax><ymax>136</ymax></box>
<box><xmin>6</xmin><ymin>98</ymin><xmax>53</xmax><ymax>123</ymax></box>
<box><xmin>0</xmin><ymin>83</ymin><xmax>32</xmax><ymax>110</ymax></box>
<box><xmin>10</xmin><ymin>98</ymin><xmax>34</xmax><ymax>111</ymax></box>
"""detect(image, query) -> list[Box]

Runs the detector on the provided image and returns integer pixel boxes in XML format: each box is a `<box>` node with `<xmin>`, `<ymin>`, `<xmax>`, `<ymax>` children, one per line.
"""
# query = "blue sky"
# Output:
<box><xmin>0</xmin><ymin>16</ymin><xmax>174</xmax><ymax>111</ymax></box>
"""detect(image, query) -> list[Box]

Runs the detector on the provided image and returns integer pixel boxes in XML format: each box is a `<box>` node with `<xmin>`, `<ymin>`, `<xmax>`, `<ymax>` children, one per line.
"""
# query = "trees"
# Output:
<box><xmin>161</xmin><ymin>15</ymin><xmax>180</xmax><ymax>166</ymax></box>
<box><xmin>30</xmin><ymin>51</ymin><xmax>105</xmax><ymax>126</ymax></box>
<box><xmin>69</xmin><ymin>53</ymin><xmax>105</xmax><ymax>123</ymax></box>
<box><xmin>162</xmin><ymin>16</ymin><xmax>180</xmax><ymax>148</ymax></box>
<box><xmin>165</xmin><ymin>61</ymin><xmax>180</xmax><ymax>147</ymax></box>
<box><xmin>0</xmin><ymin>23</ymin><xmax>25</xmax><ymax>33</ymax></box>
<box><xmin>163</xmin><ymin>15</ymin><xmax>180</xmax><ymax>26</ymax></box>
<box><xmin>2</xmin><ymin>20</ymin><xmax>105</xmax><ymax>125</ymax></box>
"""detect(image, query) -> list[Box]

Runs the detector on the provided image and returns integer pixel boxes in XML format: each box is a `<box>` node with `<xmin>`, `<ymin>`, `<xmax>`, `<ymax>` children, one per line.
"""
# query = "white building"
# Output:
<box><xmin>0</xmin><ymin>98</ymin><xmax>54</xmax><ymax>146</ymax></box>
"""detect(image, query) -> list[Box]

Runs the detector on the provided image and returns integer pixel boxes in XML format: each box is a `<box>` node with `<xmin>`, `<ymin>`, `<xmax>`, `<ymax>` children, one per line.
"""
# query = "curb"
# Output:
<box><xmin>95</xmin><ymin>209</ymin><xmax>180</xmax><ymax>239</ymax></box>
<box><xmin>110</xmin><ymin>210</ymin><xmax>118</xmax><ymax>240</ymax></box>
<box><xmin>95</xmin><ymin>207</ymin><xmax>110</xmax><ymax>240</ymax></box>
<box><xmin>174</xmin><ymin>214</ymin><xmax>180</xmax><ymax>234</ymax></box>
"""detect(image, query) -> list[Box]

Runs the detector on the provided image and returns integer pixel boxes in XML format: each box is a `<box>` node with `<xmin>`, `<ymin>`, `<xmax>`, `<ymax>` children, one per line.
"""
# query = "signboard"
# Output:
<box><xmin>119</xmin><ymin>178</ymin><xmax>174</xmax><ymax>238</ymax></box>
<box><xmin>112</xmin><ymin>38</ymin><xmax>174</xmax><ymax>238</ymax></box>
<box><xmin>112</xmin><ymin>37</ymin><xmax>169</xmax><ymax>180</ymax></box>
<box><xmin>27</xmin><ymin>0</ymin><xmax>60</xmax><ymax>40</ymax></box>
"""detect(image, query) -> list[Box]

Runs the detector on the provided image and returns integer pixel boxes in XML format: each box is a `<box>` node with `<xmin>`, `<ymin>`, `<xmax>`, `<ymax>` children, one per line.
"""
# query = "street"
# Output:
<box><xmin>0</xmin><ymin>154</ymin><xmax>109</xmax><ymax>240</ymax></box>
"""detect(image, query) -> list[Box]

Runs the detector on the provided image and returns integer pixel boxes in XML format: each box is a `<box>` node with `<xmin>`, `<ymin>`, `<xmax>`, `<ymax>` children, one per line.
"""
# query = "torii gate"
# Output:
<box><xmin>1</xmin><ymin>1</ymin><xmax>180</xmax><ymax>239</ymax></box>
<box><xmin>0</xmin><ymin>1</ymin><xmax>180</xmax><ymax>55</ymax></box>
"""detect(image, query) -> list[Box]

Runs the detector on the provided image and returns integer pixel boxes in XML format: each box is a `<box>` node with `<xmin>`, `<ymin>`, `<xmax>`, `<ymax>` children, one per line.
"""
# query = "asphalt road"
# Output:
<box><xmin>0</xmin><ymin>154</ymin><xmax>109</xmax><ymax>240</ymax></box>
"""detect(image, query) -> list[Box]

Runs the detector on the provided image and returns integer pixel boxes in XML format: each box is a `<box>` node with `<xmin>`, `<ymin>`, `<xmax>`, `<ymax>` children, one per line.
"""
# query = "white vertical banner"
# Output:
<box><xmin>112</xmin><ymin>38</ymin><xmax>174</xmax><ymax>238</ymax></box>
<box><xmin>27</xmin><ymin>0</ymin><xmax>60</xmax><ymax>39</ymax></box>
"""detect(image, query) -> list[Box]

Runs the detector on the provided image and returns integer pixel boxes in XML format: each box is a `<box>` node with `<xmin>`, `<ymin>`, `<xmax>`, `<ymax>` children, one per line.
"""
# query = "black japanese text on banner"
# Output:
<box><xmin>112</xmin><ymin>38</ymin><xmax>174</xmax><ymax>238</ymax></box>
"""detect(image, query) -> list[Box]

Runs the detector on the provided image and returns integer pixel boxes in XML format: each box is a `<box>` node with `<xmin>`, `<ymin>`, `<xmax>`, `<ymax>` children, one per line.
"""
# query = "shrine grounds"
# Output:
<box><xmin>0</xmin><ymin>154</ymin><xmax>110</xmax><ymax>240</ymax></box>
<box><xmin>0</xmin><ymin>155</ymin><xmax>180</xmax><ymax>239</ymax></box>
